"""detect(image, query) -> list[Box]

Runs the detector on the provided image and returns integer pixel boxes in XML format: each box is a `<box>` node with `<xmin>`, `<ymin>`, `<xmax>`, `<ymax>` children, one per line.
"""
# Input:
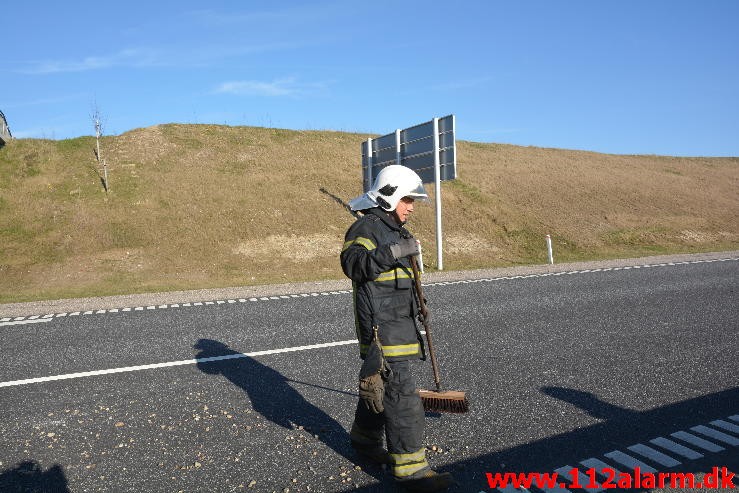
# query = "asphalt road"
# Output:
<box><xmin>1</xmin><ymin>256</ymin><xmax>737</xmax><ymax>492</ymax></box>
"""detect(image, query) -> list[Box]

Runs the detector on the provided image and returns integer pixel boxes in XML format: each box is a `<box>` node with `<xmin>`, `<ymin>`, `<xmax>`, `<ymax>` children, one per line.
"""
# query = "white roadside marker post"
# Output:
<box><xmin>546</xmin><ymin>234</ymin><xmax>554</xmax><ymax>264</ymax></box>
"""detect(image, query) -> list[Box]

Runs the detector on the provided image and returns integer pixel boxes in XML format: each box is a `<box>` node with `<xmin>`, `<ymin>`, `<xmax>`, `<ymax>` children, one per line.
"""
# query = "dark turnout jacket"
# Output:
<box><xmin>340</xmin><ymin>208</ymin><xmax>424</xmax><ymax>362</ymax></box>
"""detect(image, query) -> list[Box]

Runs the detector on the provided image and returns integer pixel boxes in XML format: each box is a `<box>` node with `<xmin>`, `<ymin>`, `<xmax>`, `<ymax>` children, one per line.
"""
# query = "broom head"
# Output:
<box><xmin>418</xmin><ymin>389</ymin><xmax>469</xmax><ymax>414</ymax></box>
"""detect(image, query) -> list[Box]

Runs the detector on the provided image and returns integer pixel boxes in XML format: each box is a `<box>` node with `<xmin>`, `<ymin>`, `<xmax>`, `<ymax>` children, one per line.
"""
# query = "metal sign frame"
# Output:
<box><xmin>0</xmin><ymin>110</ymin><xmax>12</xmax><ymax>145</ymax></box>
<box><xmin>361</xmin><ymin>115</ymin><xmax>456</xmax><ymax>270</ymax></box>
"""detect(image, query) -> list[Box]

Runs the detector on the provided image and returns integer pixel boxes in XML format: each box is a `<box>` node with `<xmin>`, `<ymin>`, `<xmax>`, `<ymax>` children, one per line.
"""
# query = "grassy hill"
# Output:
<box><xmin>1</xmin><ymin>123</ymin><xmax>737</xmax><ymax>303</ymax></box>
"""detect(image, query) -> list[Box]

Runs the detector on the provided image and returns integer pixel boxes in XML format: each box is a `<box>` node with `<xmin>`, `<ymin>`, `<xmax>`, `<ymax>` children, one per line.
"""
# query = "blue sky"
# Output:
<box><xmin>3</xmin><ymin>1</ymin><xmax>738</xmax><ymax>156</ymax></box>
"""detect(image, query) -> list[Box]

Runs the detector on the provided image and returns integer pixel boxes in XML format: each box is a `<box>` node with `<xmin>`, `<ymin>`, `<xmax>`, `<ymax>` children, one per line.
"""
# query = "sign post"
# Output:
<box><xmin>361</xmin><ymin>115</ymin><xmax>456</xmax><ymax>270</ymax></box>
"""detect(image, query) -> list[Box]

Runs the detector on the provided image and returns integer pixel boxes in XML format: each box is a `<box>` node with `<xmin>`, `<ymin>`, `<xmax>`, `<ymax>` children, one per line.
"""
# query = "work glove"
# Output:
<box><xmin>358</xmin><ymin>329</ymin><xmax>392</xmax><ymax>414</ymax></box>
<box><xmin>359</xmin><ymin>373</ymin><xmax>385</xmax><ymax>414</ymax></box>
<box><xmin>389</xmin><ymin>238</ymin><xmax>419</xmax><ymax>259</ymax></box>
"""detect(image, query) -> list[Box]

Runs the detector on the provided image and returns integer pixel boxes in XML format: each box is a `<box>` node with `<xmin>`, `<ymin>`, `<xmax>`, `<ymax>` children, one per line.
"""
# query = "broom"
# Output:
<box><xmin>410</xmin><ymin>255</ymin><xmax>469</xmax><ymax>414</ymax></box>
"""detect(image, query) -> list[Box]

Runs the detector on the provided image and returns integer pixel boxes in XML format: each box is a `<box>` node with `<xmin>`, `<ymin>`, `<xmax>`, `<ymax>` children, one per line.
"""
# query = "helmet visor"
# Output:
<box><xmin>406</xmin><ymin>182</ymin><xmax>428</xmax><ymax>200</ymax></box>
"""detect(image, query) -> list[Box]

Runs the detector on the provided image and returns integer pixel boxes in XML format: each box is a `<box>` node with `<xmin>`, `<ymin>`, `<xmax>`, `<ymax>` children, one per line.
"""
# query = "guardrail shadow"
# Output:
<box><xmin>0</xmin><ymin>460</ymin><xmax>70</xmax><ymax>493</ymax></box>
<box><xmin>349</xmin><ymin>386</ymin><xmax>738</xmax><ymax>492</ymax></box>
<box><xmin>193</xmin><ymin>339</ymin><xmax>392</xmax><ymax>486</ymax></box>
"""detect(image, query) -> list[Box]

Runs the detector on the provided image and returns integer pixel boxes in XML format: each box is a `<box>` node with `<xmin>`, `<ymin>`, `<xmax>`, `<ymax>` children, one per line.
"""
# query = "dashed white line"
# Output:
<box><xmin>626</xmin><ymin>443</ymin><xmax>681</xmax><ymax>468</ymax></box>
<box><xmin>710</xmin><ymin>419</ymin><xmax>739</xmax><ymax>434</ymax></box>
<box><xmin>671</xmin><ymin>431</ymin><xmax>725</xmax><ymax>452</ymax></box>
<box><xmin>554</xmin><ymin>465</ymin><xmax>602</xmax><ymax>493</ymax></box>
<box><xmin>690</xmin><ymin>425</ymin><xmax>739</xmax><ymax>446</ymax></box>
<box><xmin>496</xmin><ymin>486</ymin><xmax>532</xmax><ymax>493</ymax></box>
<box><xmin>579</xmin><ymin>458</ymin><xmax>623</xmax><ymax>477</ymax></box>
<box><xmin>649</xmin><ymin>437</ymin><xmax>704</xmax><ymax>460</ymax></box>
<box><xmin>3</xmin><ymin>257</ymin><xmax>736</xmax><ymax>323</ymax></box>
<box><xmin>0</xmin><ymin>319</ymin><xmax>54</xmax><ymax>327</ymax></box>
<box><xmin>603</xmin><ymin>450</ymin><xmax>657</xmax><ymax>473</ymax></box>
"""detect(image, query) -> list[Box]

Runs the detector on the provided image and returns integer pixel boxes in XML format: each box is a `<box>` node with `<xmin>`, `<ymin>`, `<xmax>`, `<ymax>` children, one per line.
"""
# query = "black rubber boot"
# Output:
<box><xmin>351</xmin><ymin>442</ymin><xmax>393</xmax><ymax>465</ymax></box>
<box><xmin>399</xmin><ymin>470</ymin><xmax>454</xmax><ymax>492</ymax></box>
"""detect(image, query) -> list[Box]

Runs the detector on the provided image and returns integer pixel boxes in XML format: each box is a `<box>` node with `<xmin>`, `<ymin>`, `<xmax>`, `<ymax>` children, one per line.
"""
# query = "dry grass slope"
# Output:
<box><xmin>1</xmin><ymin>124</ymin><xmax>737</xmax><ymax>302</ymax></box>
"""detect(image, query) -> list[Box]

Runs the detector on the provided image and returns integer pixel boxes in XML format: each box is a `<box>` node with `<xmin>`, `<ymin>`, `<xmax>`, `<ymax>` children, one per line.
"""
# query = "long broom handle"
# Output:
<box><xmin>409</xmin><ymin>255</ymin><xmax>442</xmax><ymax>392</ymax></box>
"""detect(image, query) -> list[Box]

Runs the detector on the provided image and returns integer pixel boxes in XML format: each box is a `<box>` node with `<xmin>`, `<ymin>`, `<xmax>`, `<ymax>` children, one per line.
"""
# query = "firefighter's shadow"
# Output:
<box><xmin>193</xmin><ymin>339</ymin><xmax>387</xmax><ymax>482</ymax></box>
<box><xmin>0</xmin><ymin>460</ymin><xmax>70</xmax><ymax>493</ymax></box>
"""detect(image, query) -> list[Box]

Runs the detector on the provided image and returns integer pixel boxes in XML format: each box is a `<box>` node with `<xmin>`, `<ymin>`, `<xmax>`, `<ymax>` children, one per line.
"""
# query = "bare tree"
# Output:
<box><xmin>91</xmin><ymin>102</ymin><xmax>109</xmax><ymax>193</ymax></box>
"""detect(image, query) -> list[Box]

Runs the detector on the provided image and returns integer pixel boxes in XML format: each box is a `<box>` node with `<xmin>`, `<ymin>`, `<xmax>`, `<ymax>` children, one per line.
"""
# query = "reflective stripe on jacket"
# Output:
<box><xmin>340</xmin><ymin>208</ymin><xmax>422</xmax><ymax>362</ymax></box>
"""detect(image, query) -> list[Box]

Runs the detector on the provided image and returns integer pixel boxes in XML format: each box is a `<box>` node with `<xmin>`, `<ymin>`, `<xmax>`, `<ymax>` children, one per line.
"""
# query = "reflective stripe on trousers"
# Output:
<box><xmin>351</xmin><ymin>360</ymin><xmax>429</xmax><ymax>479</ymax></box>
<box><xmin>391</xmin><ymin>448</ymin><xmax>429</xmax><ymax>478</ymax></box>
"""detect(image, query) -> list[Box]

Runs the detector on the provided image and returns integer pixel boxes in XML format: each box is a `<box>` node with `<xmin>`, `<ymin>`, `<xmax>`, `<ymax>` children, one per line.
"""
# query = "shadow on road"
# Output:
<box><xmin>193</xmin><ymin>338</ymin><xmax>393</xmax><ymax>486</ymax></box>
<box><xmin>0</xmin><ymin>460</ymin><xmax>70</xmax><ymax>493</ymax></box>
<box><xmin>355</xmin><ymin>386</ymin><xmax>739</xmax><ymax>492</ymax></box>
<box><xmin>191</xmin><ymin>340</ymin><xmax>737</xmax><ymax>491</ymax></box>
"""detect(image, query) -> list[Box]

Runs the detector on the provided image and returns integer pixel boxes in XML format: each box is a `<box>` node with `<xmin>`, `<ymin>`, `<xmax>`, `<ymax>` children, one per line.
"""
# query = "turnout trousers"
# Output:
<box><xmin>350</xmin><ymin>360</ymin><xmax>430</xmax><ymax>479</ymax></box>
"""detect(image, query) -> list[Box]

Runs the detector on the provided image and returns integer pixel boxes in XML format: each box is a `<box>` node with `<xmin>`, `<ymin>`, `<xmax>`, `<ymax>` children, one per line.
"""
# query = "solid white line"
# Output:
<box><xmin>0</xmin><ymin>338</ymin><xmax>358</xmax><ymax>389</ymax></box>
<box><xmin>0</xmin><ymin>318</ymin><xmax>53</xmax><ymax>327</ymax></box>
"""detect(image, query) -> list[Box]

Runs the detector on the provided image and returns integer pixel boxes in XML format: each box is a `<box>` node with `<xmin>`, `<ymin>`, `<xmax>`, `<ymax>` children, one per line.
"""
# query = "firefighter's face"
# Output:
<box><xmin>393</xmin><ymin>197</ymin><xmax>415</xmax><ymax>224</ymax></box>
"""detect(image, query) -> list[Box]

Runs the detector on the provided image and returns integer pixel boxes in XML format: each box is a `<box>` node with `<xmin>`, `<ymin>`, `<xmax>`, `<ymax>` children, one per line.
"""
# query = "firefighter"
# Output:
<box><xmin>341</xmin><ymin>165</ymin><xmax>454</xmax><ymax>492</ymax></box>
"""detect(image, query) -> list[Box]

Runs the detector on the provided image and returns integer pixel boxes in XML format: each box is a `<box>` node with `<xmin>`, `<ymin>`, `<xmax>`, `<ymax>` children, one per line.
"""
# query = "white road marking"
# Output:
<box><xmin>626</xmin><ymin>443</ymin><xmax>681</xmax><ymax>467</ymax></box>
<box><xmin>710</xmin><ymin>419</ymin><xmax>739</xmax><ymax>434</ymax></box>
<box><xmin>690</xmin><ymin>425</ymin><xmax>739</xmax><ymax>446</ymax></box>
<box><xmin>0</xmin><ymin>318</ymin><xmax>53</xmax><ymax>327</ymax></box>
<box><xmin>671</xmin><ymin>431</ymin><xmax>725</xmax><ymax>452</ymax></box>
<box><xmin>497</xmin><ymin>486</ymin><xmax>531</xmax><ymax>493</ymax></box>
<box><xmin>649</xmin><ymin>437</ymin><xmax>704</xmax><ymax>460</ymax></box>
<box><xmin>554</xmin><ymin>465</ymin><xmax>602</xmax><ymax>492</ymax></box>
<box><xmin>579</xmin><ymin>458</ymin><xmax>623</xmax><ymax>477</ymax></box>
<box><xmin>540</xmin><ymin>483</ymin><xmax>572</xmax><ymax>493</ymax></box>
<box><xmin>603</xmin><ymin>451</ymin><xmax>657</xmax><ymax>473</ymax></box>
<box><xmin>3</xmin><ymin>256</ymin><xmax>736</xmax><ymax>324</ymax></box>
<box><xmin>0</xmin><ymin>338</ymin><xmax>358</xmax><ymax>389</ymax></box>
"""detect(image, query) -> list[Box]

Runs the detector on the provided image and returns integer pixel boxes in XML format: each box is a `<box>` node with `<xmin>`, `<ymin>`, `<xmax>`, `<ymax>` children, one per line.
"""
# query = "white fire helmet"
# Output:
<box><xmin>348</xmin><ymin>165</ymin><xmax>428</xmax><ymax>212</ymax></box>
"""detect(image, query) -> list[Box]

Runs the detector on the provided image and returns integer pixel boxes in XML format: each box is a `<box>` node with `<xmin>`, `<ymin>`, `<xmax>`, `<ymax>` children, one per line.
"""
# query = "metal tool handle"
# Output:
<box><xmin>409</xmin><ymin>255</ymin><xmax>442</xmax><ymax>392</ymax></box>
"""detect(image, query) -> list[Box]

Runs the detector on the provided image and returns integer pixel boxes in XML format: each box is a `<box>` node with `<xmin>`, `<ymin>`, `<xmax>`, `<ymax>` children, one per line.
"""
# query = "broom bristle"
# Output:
<box><xmin>418</xmin><ymin>389</ymin><xmax>469</xmax><ymax>414</ymax></box>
